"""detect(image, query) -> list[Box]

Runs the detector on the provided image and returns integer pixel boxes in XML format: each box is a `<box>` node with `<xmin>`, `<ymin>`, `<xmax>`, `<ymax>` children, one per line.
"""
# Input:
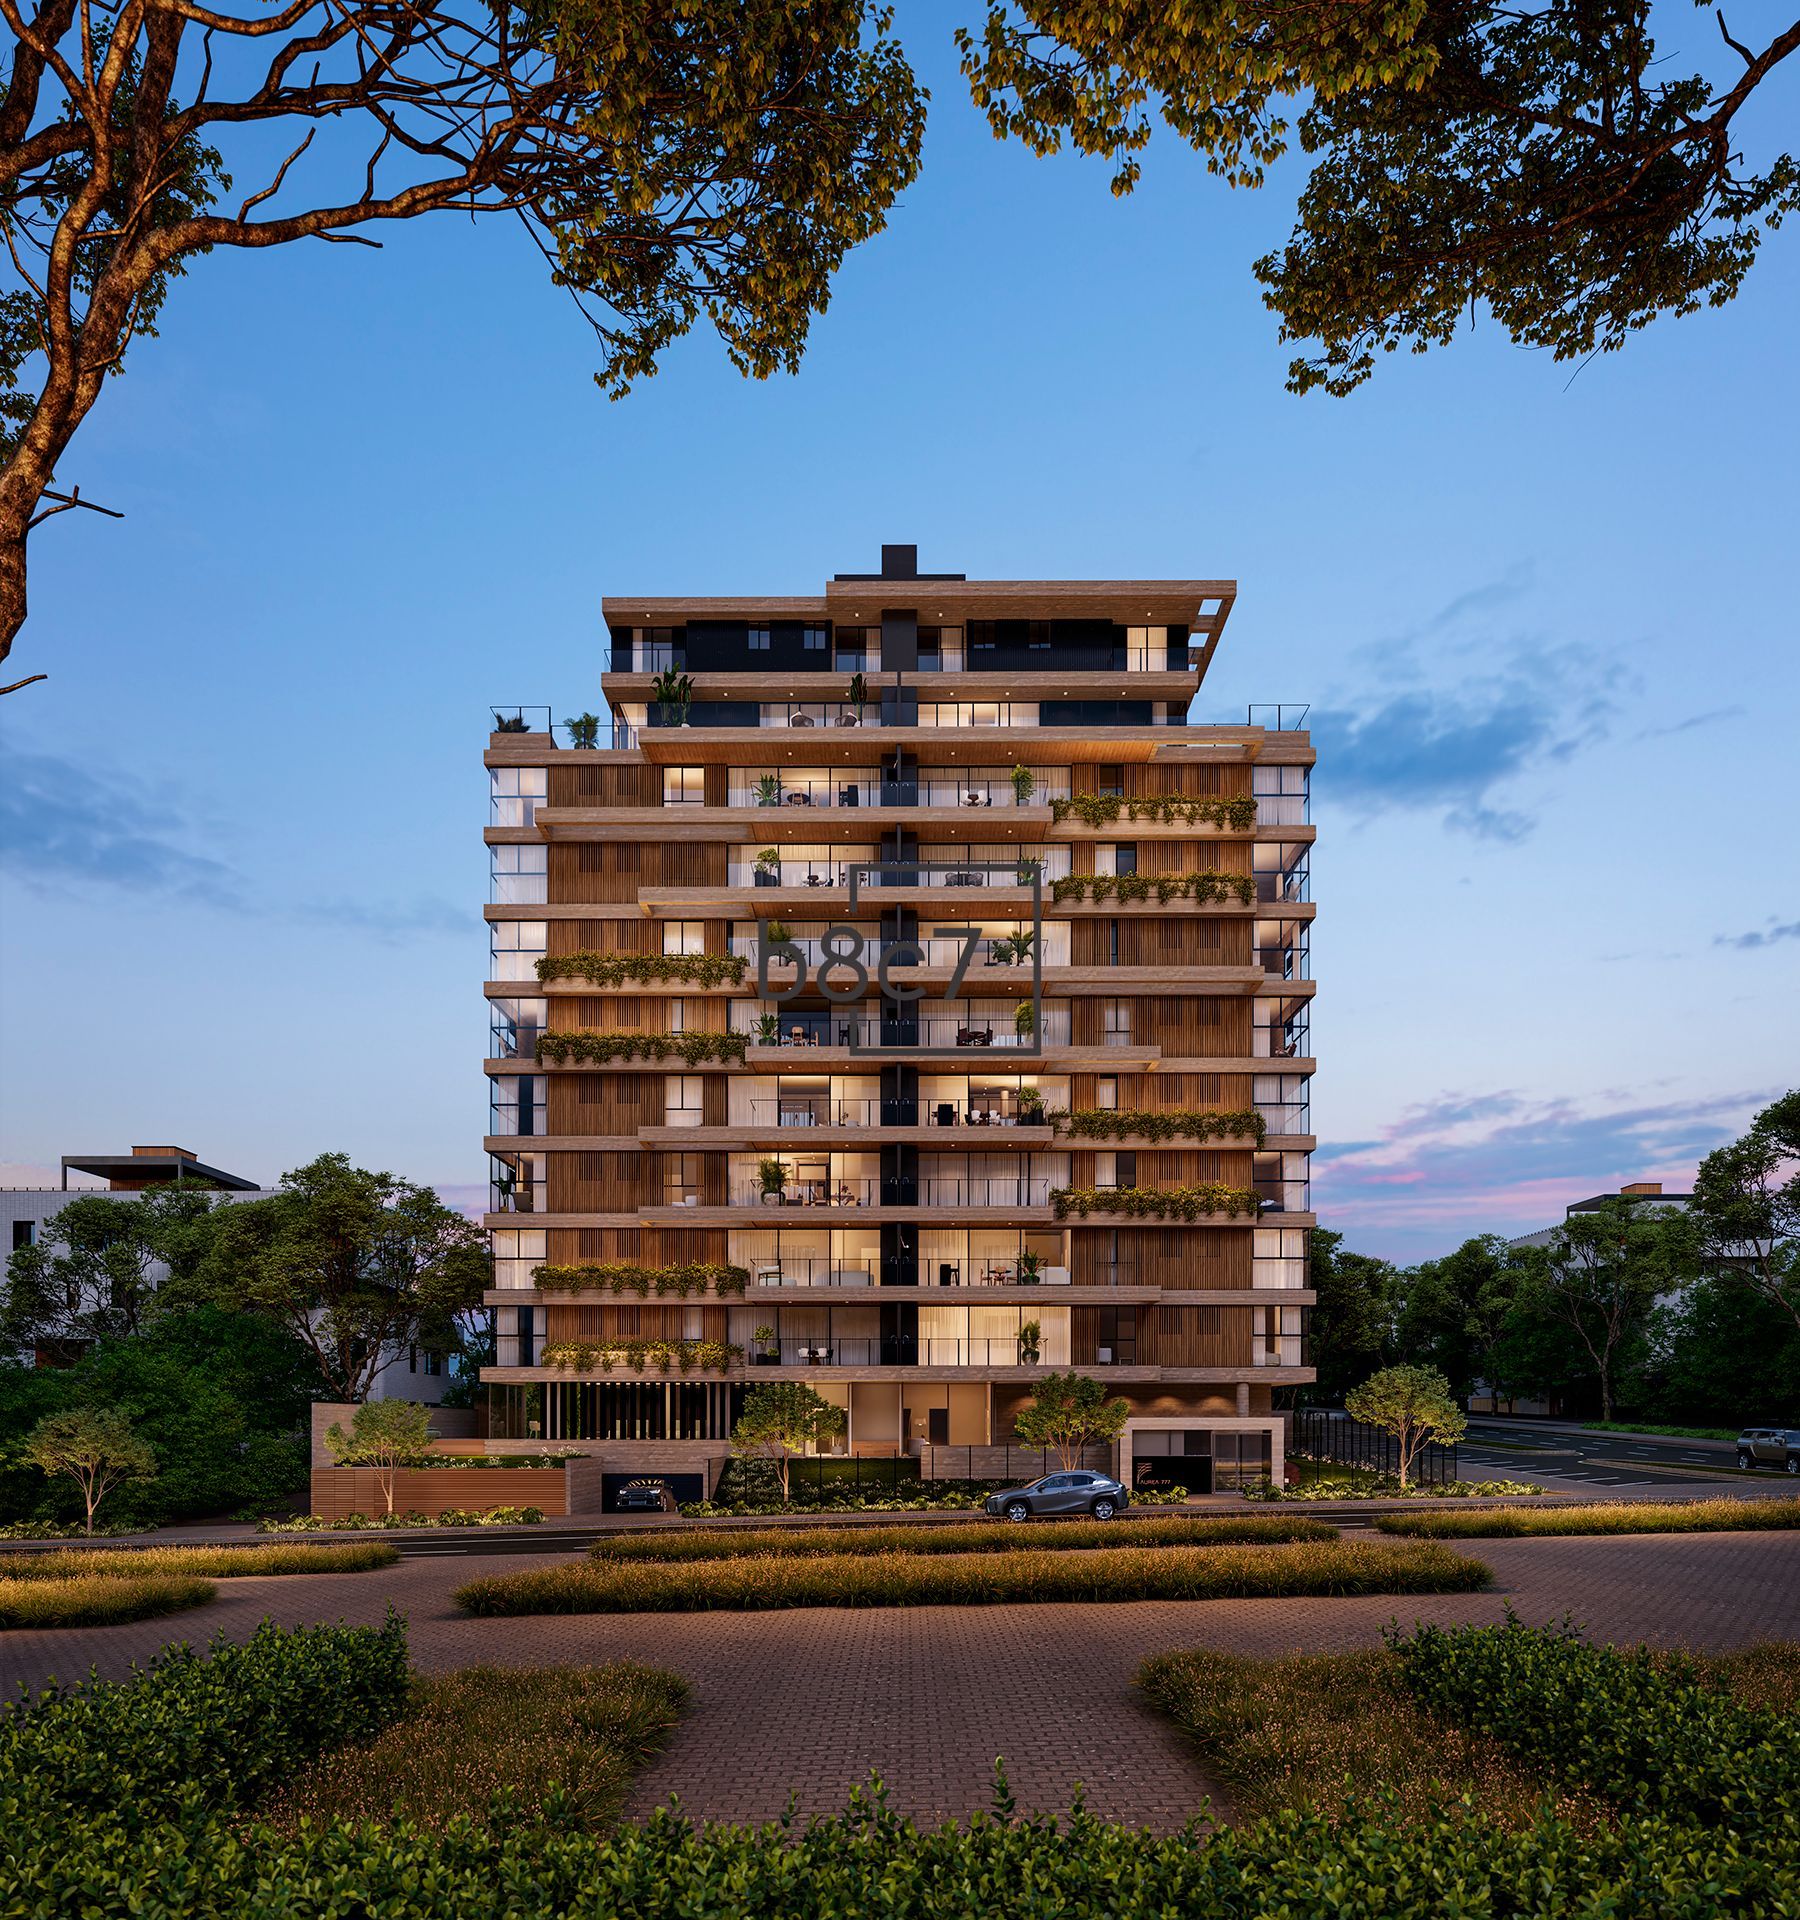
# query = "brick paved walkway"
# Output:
<box><xmin>3</xmin><ymin>1532</ymin><xmax>1796</xmax><ymax>1829</ymax></box>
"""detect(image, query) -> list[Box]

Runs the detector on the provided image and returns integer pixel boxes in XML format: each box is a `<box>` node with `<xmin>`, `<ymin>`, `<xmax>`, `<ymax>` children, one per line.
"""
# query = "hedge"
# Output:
<box><xmin>458</xmin><ymin>1540</ymin><xmax>1488</xmax><ymax>1615</ymax></box>
<box><xmin>0</xmin><ymin>1543</ymin><xmax>400</xmax><ymax>1579</ymax></box>
<box><xmin>594</xmin><ymin>1514</ymin><xmax>1338</xmax><ymax>1564</ymax></box>
<box><xmin>0</xmin><ymin>1572</ymin><xmax>215</xmax><ymax>1630</ymax></box>
<box><xmin>1377</xmin><ymin>1496</ymin><xmax>1800</xmax><ymax>1539</ymax></box>
<box><xmin>0</xmin><ymin>1612</ymin><xmax>410</xmax><ymax>1831</ymax></box>
<box><xmin>535</xmin><ymin>1029</ymin><xmax>746</xmax><ymax>1066</ymax></box>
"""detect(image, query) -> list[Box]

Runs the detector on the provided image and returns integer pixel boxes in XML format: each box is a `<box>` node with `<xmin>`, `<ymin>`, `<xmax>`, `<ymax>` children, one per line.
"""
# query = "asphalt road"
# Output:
<box><xmin>1461</xmin><ymin>1419</ymin><xmax>1766</xmax><ymax>1492</ymax></box>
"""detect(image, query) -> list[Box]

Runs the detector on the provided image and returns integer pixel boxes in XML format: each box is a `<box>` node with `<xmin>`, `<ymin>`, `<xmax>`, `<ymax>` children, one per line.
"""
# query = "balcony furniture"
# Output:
<box><xmin>804</xmin><ymin>873</ymin><xmax>826</xmax><ymax>888</ymax></box>
<box><xmin>1044</xmin><ymin>1266</ymin><xmax>1071</xmax><ymax>1285</ymax></box>
<box><xmin>785</xmin><ymin>791</ymin><xmax>813</xmax><ymax>807</ymax></box>
<box><xmin>955</xmin><ymin>1027</ymin><xmax>995</xmax><ymax>1048</ymax></box>
<box><xmin>837</xmin><ymin>1024</ymin><xmax>853</xmax><ymax>1046</ymax></box>
<box><xmin>833</xmin><ymin>1185</ymin><xmax>858</xmax><ymax>1208</ymax></box>
<box><xmin>755</xmin><ymin>1266</ymin><xmax>783</xmax><ymax>1287</ymax></box>
<box><xmin>792</xmin><ymin>715</ymin><xmax>815</xmax><ymax>728</ymax></box>
<box><xmin>839</xmin><ymin>786</ymin><xmax>859</xmax><ymax>807</ymax></box>
<box><xmin>938</xmin><ymin>1263</ymin><xmax>959</xmax><ymax>1287</ymax></box>
<box><xmin>935</xmin><ymin>1103</ymin><xmax>956</xmax><ymax>1127</ymax></box>
<box><xmin>834</xmin><ymin>716</ymin><xmax>859</xmax><ymax>728</ymax></box>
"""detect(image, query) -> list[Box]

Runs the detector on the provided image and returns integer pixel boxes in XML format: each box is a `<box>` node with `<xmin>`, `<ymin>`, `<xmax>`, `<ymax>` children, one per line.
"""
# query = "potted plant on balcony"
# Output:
<box><xmin>755</xmin><ymin>774</ymin><xmax>782</xmax><ymax>807</ymax></box>
<box><xmin>1017</xmin><ymin>1248</ymin><xmax>1044</xmax><ymax>1284</ymax></box>
<box><xmin>758</xmin><ymin>1158</ymin><xmax>790</xmax><ymax>1205</ymax></box>
<box><xmin>848</xmin><ymin>671</ymin><xmax>868</xmax><ymax>724</ymax></box>
<box><xmin>563</xmin><ymin>712</ymin><xmax>601</xmax><ymax>750</ymax></box>
<box><xmin>1010</xmin><ymin>763</ymin><xmax>1035</xmax><ymax>805</ymax></box>
<box><xmin>753</xmin><ymin>1012</ymin><xmax>781</xmax><ymax>1046</ymax></box>
<box><xmin>1017</xmin><ymin>1087</ymin><xmax>1046</xmax><ymax>1124</ymax></box>
<box><xmin>651</xmin><ymin>667</ymin><xmax>694</xmax><ymax>727</ymax></box>
<box><xmin>753</xmin><ymin>848</ymin><xmax>782</xmax><ymax>888</ymax></box>
<box><xmin>1017</xmin><ymin>1319</ymin><xmax>1042</xmax><ymax>1365</ymax></box>
<box><xmin>1016</xmin><ymin>856</ymin><xmax>1043</xmax><ymax>887</ymax></box>
<box><xmin>753</xmin><ymin>1325</ymin><xmax>779</xmax><ymax>1365</ymax></box>
<box><xmin>494</xmin><ymin>713</ymin><xmax>530</xmax><ymax>733</ymax></box>
<box><xmin>1014</xmin><ymin>1001</ymin><xmax>1038</xmax><ymax>1038</ymax></box>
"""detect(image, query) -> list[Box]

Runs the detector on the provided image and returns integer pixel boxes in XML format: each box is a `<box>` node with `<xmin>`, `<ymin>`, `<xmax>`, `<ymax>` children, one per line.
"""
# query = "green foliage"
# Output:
<box><xmin>758</xmin><ymin>1156</ymin><xmax>789</xmax><ymax>1193</ymax></box>
<box><xmin>535</xmin><ymin>950</ymin><xmax>747</xmax><ymax>986</ymax></box>
<box><xmin>732</xmin><ymin>1381</ymin><xmax>848</xmax><ymax>1500</ymax></box>
<box><xmin>0</xmin><ymin>1185</ymin><xmax>226</xmax><ymax>1354</ymax></box>
<box><xmin>262</xmin><ymin>1662</ymin><xmax>686</xmax><ymax>1833</ymax></box>
<box><xmin>0</xmin><ymin>1542</ymin><xmax>400</xmax><ymax>1579</ymax></box>
<box><xmin>533</xmin><ymin>1260</ymin><xmax>749</xmax><ymax>1297</ymax></box>
<box><xmin>1643</xmin><ymin>1275</ymin><xmax>1800</xmax><ymax>1425</ymax></box>
<box><xmin>324</xmin><ymin>1400</ymin><xmax>436</xmax><ymax>1517</ymax></box>
<box><xmin>1050</xmin><ymin>1182</ymin><xmax>1260</xmax><ymax>1220</ymax></box>
<box><xmin>189</xmin><ymin>1153</ymin><xmax>490</xmax><ymax>1404</ymax></box>
<box><xmin>1049</xmin><ymin>793</ymin><xmax>1257</xmax><ymax>829</ymax></box>
<box><xmin>1248</xmin><ymin>1472</ymin><xmax>1542</xmax><ymax>1502</ymax></box>
<box><xmin>0</xmin><ymin>1308</ymin><xmax>315</xmax><ymax>1529</ymax></box>
<box><xmin>1010</xmin><ymin>762</ymin><xmax>1035</xmax><ymax>803</ymax></box>
<box><xmin>1392</xmin><ymin>1614</ymin><xmax>1798</xmax><ymax>1840</ymax></box>
<box><xmin>0</xmin><ymin>1612</ymin><xmax>410</xmax><ymax>1832</ymax></box>
<box><xmin>1377</xmin><ymin>1496</ymin><xmax>1800</xmax><ymax>1539</ymax></box>
<box><xmin>1051</xmin><ymin>869</ymin><xmax>1254</xmax><ymax>906</ymax></box>
<box><xmin>541</xmin><ymin>1338</ymin><xmax>741</xmax><ymax>1374</ymax></box>
<box><xmin>1011</xmin><ymin>1369</ymin><xmax>1130</xmax><ymax>1467</ymax></box>
<box><xmin>0</xmin><ymin>1572</ymin><xmax>216</xmax><ymax>1630</ymax></box>
<box><xmin>958</xmin><ymin>3</ymin><xmax>1800</xmax><ymax>393</ymax></box>
<box><xmin>1304</xmin><ymin>1227</ymin><xmax>1400</xmax><ymax>1398</ymax></box>
<box><xmin>263</xmin><ymin>1506</ymin><xmax>545</xmax><ymax>1531</ymax></box>
<box><xmin>20</xmin><ymin>1407</ymin><xmax>157</xmax><ymax>1535</ymax></box>
<box><xmin>457</xmin><ymin>1538</ymin><xmax>1489</xmax><ymax>1615</ymax></box>
<box><xmin>536</xmin><ymin>1028</ymin><xmax>747</xmax><ymax>1066</ymax></box>
<box><xmin>562</xmin><ymin>712</ymin><xmax>602</xmax><ymax>749</ymax></box>
<box><xmin>1690</xmin><ymin>1087</ymin><xmax>1800</xmax><ymax>1332</ymax></box>
<box><xmin>1345</xmin><ymin>1364</ymin><xmax>1467</xmax><ymax>1489</ymax></box>
<box><xmin>1013</xmin><ymin>1000</ymin><xmax>1036</xmax><ymax>1035</ymax></box>
<box><xmin>1054</xmin><ymin>1105</ymin><xmax>1266</xmax><ymax>1144</ymax></box>
<box><xmin>592</xmin><ymin>1514</ymin><xmax>1338</xmax><ymax>1562</ymax></box>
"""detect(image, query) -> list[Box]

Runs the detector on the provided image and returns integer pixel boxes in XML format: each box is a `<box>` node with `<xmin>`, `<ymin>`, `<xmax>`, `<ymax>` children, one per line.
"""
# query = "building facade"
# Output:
<box><xmin>482</xmin><ymin>548</ymin><xmax>1316</xmax><ymax>1495</ymax></box>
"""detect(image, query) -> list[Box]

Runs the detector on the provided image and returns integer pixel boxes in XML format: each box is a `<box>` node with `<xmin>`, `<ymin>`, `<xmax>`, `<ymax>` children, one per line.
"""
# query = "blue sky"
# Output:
<box><xmin>1</xmin><ymin>8</ymin><xmax>1795</xmax><ymax>1261</ymax></box>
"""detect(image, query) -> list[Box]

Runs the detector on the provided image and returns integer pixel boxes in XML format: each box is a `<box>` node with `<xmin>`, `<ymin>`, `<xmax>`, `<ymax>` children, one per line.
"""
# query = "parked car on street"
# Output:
<box><xmin>1735</xmin><ymin>1429</ymin><xmax>1800</xmax><ymax>1473</ymax></box>
<box><xmin>613</xmin><ymin>1478</ymin><xmax>673</xmax><ymax>1512</ymax></box>
<box><xmin>983</xmin><ymin>1471</ymin><xmax>1128</xmax><ymax>1522</ymax></box>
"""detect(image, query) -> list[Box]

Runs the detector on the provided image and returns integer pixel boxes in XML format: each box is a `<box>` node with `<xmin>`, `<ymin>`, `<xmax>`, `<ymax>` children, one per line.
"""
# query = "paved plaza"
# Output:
<box><xmin>3</xmin><ymin>1529</ymin><xmax>1795</xmax><ymax>1829</ymax></box>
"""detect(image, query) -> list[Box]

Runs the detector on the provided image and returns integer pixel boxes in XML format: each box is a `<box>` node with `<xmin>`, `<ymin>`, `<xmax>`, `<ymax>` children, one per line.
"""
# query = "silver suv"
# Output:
<box><xmin>1735</xmin><ymin>1428</ymin><xmax>1800</xmax><ymax>1473</ymax></box>
<box><xmin>984</xmin><ymin>1471</ymin><xmax>1128</xmax><ymax>1522</ymax></box>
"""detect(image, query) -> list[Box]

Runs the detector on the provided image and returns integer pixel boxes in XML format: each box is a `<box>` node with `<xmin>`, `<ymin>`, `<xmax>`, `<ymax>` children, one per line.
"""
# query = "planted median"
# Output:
<box><xmin>1375</xmin><ymin>1496</ymin><xmax>1800</xmax><ymax>1540</ymax></box>
<box><xmin>594</xmin><ymin>1514</ymin><xmax>1337</xmax><ymax>1563</ymax></box>
<box><xmin>458</xmin><ymin>1538</ymin><xmax>1488</xmax><ymax>1615</ymax></box>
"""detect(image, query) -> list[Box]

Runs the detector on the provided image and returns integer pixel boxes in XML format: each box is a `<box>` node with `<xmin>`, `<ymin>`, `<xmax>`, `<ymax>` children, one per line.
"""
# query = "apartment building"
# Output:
<box><xmin>483</xmin><ymin>546</ymin><xmax>1315</xmax><ymax>1496</ymax></box>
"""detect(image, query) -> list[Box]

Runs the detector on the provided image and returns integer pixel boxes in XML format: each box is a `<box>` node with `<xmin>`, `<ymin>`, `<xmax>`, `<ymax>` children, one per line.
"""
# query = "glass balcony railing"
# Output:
<box><xmin>732</xmin><ymin>1010</ymin><xmax>1074</xmax><ymax>1050</ymax></box>
<box><xmin>727</xmin><ymin>773</ymin><xmax>1071</xmax><ymax>810</ymax></box>
<box><xmin>733</xmin><ymin>855</ymin><xmax>1069</xmax><ymax>890</ymax></box>
<box><xmin>741</xmin><ymin>1096</ymin><xmax>1061</xmax><ymax>1130</ymax></box>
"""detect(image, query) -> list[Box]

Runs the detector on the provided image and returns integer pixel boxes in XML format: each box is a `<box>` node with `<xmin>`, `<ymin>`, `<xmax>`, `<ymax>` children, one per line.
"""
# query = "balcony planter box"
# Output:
<box><xmin>753</xmin><ymin>1353</ymin><xmax>779</xmax><ymax>1366</ymax></box>
<box><xmin>754</xmin><ymin>871</ymin><xmax>780</xmax><ymax>888</ymax></box>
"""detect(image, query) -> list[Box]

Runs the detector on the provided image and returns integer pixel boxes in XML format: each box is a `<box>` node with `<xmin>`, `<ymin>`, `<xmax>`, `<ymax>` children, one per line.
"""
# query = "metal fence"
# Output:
<box><xmin>1291</xmin><ymin>1408</ymin><xmax>1459</xmax><ymax>1486</ymax></box>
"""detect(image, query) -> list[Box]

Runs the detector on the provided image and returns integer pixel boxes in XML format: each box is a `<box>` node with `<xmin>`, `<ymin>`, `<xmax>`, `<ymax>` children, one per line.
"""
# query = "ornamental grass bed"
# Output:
<box><xmin>458</xmin><ymin>1538</ymin><xmax>1489</xmax><ymax>1616</ymax></box>
<box><xmin>1375</xmin><ymin>1495</ymin><xmax>1800</xmax><ymax>1539</ymax></box>
<box><xmin>0</xmin><ymin>1571</ymin><xmax>216</xmax><ymax>1630</ymax></box>
<box><xmin>593</xmin><ymin>1514</ymin><xmax>1338</xmax><ymax>1564</ymax></box>
<box><xmin>0</xmin><ymin>1542</ymin><xmax>401</xmax><ymax>1580</ymax></box>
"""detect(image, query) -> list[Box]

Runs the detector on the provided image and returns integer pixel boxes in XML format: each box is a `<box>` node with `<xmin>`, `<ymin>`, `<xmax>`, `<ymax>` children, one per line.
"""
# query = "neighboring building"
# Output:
<box><xmin>1</xmin><ymin>1145</ymin><xmax>456</xmax><ymax>1402</ymax></box>
<box><xmin>482</xmin><ymin>547</ymin><xmax>1316</xmax><ymax>1496</ymax></box>
<box><xmin>1508</xmin><ymin>1180</ymin><xmax>1693</xmax><ymax>1252</ymax></box>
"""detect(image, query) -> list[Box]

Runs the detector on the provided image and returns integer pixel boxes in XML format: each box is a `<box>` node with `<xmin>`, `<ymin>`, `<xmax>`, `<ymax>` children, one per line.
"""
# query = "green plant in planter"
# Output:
<box><xmin>562</xmin><ymin>712</ymin><xmax>601</xmax><ymax>750</ymax></box>
<box><xmin>1010</xmin><ymin>763</ymin><xmax>1035</xmax><ymax>804</ymax></box>
<box><xmin>758</xmin><ymin>1158</ymin><xmax>790</xmax><ymax>1200</ymax></box>
<box><xmin>1014</xmin><ymin>1001</ymin><xmax>1038</xmax><ymax>1037</ymax></box>
<box><xmin>1018</xmin><ymin>1318</ymin><xmax>1042</xmax><ymax>1365</ymax></box>
<box><xmin>494</xmin><ymin>714</ymin><xmax>530</xmax><ymax>733</ymax></box>
<box><xmin>1017</xmin><ymin>1087</ymin><xmax>1046</xmax><ymax>1121</ymax></box>
<box><xmin>754</xmin><ymin>1012</ymin><xmax>781</xmax><ymax>1044</ymax></box>
<box><xmin>754</xmin><ymin>848</ymin><xmax>782</xmax><ymax>876</ymax></box>
<box><xmin>753</xmin><ymin>1324</ymin><xmax>778</xmax><ymax>1362</ymax></box>
<box><xmin>650</xmin><ymin>668</ymin><xmax>694</xmax><ymax>725</ymax></box>
<box><xmin>848</xmin><ymin>671</ymin><xmax>868</xmax><ymax>720</ymax></box>
<box><xmin>1016</xmin><ymin>857</ymin><xmax>1043</xmax><ymax>886</ymax></box>
<box><xmin>763</xmin><ymin>920</ymin><xmax>791</xmax><ymax>943</ymax></box>
<box><xmin>1017</xmin><ymin>1249</ymin><xmax>1044</xmax><ymax>1284</ymax></box>
<box><xmin>755</xmin><ymin>774</ymin><xmax>783</xmax><ymax>806</ymax></box>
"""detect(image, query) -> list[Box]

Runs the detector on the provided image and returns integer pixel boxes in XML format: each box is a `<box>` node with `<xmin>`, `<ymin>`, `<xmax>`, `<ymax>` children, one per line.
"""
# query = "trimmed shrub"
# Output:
<box><xmin>0</xmin><ymin>1612</ymin><xmax>411</xmax><ymax>1830</ymax></box>
<box><xmin>0</xmin><ymin>1542</ymin><xmax>400</xmax><ymax>1579</ymax></box>
<box><xmin>1377</xmin><ymin>1496</ymin><xmax>1800</xmax><ymax>1539</ymax></box>
<box><xmin>459</xmin><ymin>1540</ymin><xmax>1489</xmax><ymax>1616</ymax></box>
<box><xmin>0</xmin><ymin>1572</ymin><xmax>214</xmax><ymax>1629</ymax></box>
<box><xmin>594</xmin><ymin>1514</ymin><xmax>1338</xmax><ymax>1563</ymax></box>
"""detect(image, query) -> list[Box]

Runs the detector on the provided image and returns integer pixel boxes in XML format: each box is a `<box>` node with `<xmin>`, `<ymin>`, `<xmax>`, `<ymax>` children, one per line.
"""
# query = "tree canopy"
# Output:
<box><xmin>731</xmin><ymin>1380</ymin><xmax>846</xmax><ymax>1501</ymax></box>
<box><xmin>187</xmin><ymin>1152</ymin><xmax>490</xmax><ymax>1403</ymax></box>
<box><xmin>0</xmin><ymin>0</ymin><xmax>926</xmax><ymax>683</ymax></box>
<box><xmin>958</xmin><ymin>2</ymin><xmax>1800</xmax><ymax>394</ymax></box>
<box><xmin>1011</xmin><ymin>1369</ymin><xmax>1129</xmax><ymax>1469</ymax></box>
<box><xmin>1344</xmin><ymin>1362</ymin><xmax>1465</xmax><ymax>1489</ymax></box>
<box><xmin>21</xmin><ymin>1403</ymin><xmax>156</xmax><ymax>1534</ymax></box>
<box><xmin>1688</xmin><ymin>1088</ymin><xmax>1799</xmax><ymax>1332</ymax></box>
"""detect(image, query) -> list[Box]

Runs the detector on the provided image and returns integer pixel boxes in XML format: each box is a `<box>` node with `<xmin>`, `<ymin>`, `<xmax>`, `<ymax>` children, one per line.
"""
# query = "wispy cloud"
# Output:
<box><xmin>1314</xmin><ymin>1086</ymin><xmax>1772</xmax><ymax>1259</ymax></box>
<box><xmin>0</xmin><ymin>741</ymin><xmax>247</xmax><ymax>907</ymax></box>
<box><xmin>1714</xmin><ymin>918</ymin><xmax>1800</xmax><ymax>952</ymax></box>
<box><xmin>295</xmin><ymin>896</ymin><xmax>468</xmax><ymax>943</ymax></box>
<box><xmin>0</xmin><ymin>738</ymin><xmax>468</xmax><ymax>943</ymax></box>
<box><xmin>1634</xmin><ymin>705</ymin><xmax>1744</xmax><ymax>742</ymax></box>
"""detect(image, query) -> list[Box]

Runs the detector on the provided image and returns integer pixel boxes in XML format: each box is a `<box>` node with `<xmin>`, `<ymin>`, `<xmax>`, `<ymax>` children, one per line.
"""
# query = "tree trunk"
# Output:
<box><xmin>380</xmin><ymin>1465</ymin><xmax>396</xmax><ymax>1516</ymax></box>
<box><xmin>0</xmin><ymin>527</ymin><xmax>28</xmax><ymax>679</ymax></box>
<box><xmin>778</xmin><ymin>1453</ymin><xmax>790</xmax><ymax>1503</ymax></box>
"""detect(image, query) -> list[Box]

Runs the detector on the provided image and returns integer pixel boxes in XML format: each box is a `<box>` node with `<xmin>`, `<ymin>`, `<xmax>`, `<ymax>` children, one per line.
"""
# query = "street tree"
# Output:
<box><xmin>20</xmin><ymin>1404</ymin><xmax>156</xmax><ymax>1533</ymax></box>
<box><xmin>188</xmin><ymin>1153</ymin><xmax>490</xmax><ymax>1403</ymax></box>
<box><xmin>1012</xmin><ymin>1369</ymin><xmax>1130</xmax><ymax>1470</ymax></box>
<box><xmin>1523</xmin><ymin>1198</ymin><xmax>1682</xmax><ymax>1422</ymax></box>
<box><xmin>1344</xmin><ymin>1363</ymin><xmax>1466</xmax><ymax>1491</ymax></box>
<box><xmin>0</xmin><ymin>1185</ymin><xmax>223</xmax><ymax>1356</ymax></box>
<box><xmin>324</xmin><ymin>1398</ymin><xmax>436</xmax><ymax>1518</ymax></box>
<box><xmin>1688</xmin><ymin>1089</ymin><xmax>1799</xmax><ymax>1333</ymax></box>
<box><xmin>957</xmin><ymin>2</ymin><xmax>1800</xmax><ymax>395</ymax></box>
<box><xmin>0</xmin><ymin>0</ymin><xmax>926</xmax><ymax>686</ymax></box>
<box><xmin>1305</xmin><ymin>1228</ymin><xmax>1397</xmax><ymax>1397</ymax></box>
<box><xmin>731</xmin><ymin>1381</ymin><xmax>847</xmax><ymax>1503</ymax></box>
